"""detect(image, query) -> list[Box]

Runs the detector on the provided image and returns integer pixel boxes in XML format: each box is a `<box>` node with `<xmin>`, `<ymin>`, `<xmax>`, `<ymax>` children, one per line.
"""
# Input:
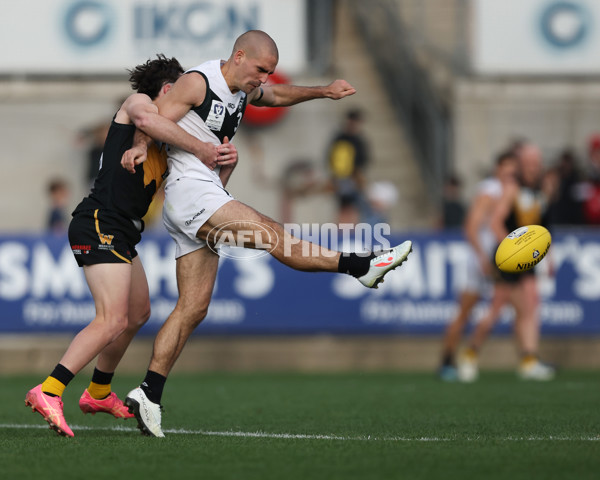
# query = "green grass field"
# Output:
<box><xmin>1</xmin><ymin>371</ymin><xmax>599</xmax><ymax>480</ymax></box>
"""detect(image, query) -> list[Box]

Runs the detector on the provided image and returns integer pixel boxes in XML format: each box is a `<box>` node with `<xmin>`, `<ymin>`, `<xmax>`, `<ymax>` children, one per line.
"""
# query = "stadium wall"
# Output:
<box><xmin>2</xmin><ymin>335</ymin><xmax>599</xmax><ymax>374</ymax></box>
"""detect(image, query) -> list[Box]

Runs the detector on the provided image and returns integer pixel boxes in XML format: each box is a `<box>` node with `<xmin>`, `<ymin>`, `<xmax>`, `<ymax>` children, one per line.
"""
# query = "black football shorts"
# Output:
<box><xmin>68</xmin><ymin>209</ymin><xmax>141</xmax><ymax>267</ymax></box>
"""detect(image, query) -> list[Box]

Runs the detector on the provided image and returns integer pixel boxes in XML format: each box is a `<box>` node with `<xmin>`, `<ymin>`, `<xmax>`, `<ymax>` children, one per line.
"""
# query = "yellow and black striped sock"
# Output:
<box><xmin>87</xmin><ymin>368</ymin><xmax>114</xmax><ymax>399</ymax></box>
<box><xmin>41</xmin><ymin>376</ymin><xmax>67</xmax><ymax>397</ymax></box>
<box><xmin>41</xmin><ymin>364</ymin><xmax>75</xmax><ymax>397</ymax></box>
<box><xmin>521</xmin><ymin>353</ymin><xmax>537</xmax><ymax>365</ymax></box>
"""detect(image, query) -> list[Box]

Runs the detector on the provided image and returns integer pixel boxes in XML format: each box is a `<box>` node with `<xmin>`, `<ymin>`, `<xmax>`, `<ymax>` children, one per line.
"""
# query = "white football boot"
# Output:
<box><xmin>357</xmin><ymin>241</ymin><xmax>413</xmax><ymax>288</ymax></box>
<box><xmin>457</xmin><ymin>349</ymin><xmax>479</xmax><ymax>383</ymax></box>
<box><xmin>125</xmin><ymin>387</ymin><xmax>165</xmax><ymax>437</ymax></box>
<box><xmin>517</xmin><ymin>358</ymin><xmax>555</xmax><ymax>381</ymax></box>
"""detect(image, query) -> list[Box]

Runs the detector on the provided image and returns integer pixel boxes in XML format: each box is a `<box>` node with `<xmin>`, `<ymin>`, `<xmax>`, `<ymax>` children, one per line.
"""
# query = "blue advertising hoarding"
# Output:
<box><xmin>0</xmin><ymin>230</ymin><xmax>598</xmax><ymax>335</ymax></box>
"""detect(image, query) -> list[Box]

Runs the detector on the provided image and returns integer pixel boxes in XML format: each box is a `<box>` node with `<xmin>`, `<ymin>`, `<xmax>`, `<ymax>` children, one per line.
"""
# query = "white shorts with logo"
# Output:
<box><xmin>162</xmin><ymin>176</ymin><xmax>234</xmax><ymax>258</ymax></box>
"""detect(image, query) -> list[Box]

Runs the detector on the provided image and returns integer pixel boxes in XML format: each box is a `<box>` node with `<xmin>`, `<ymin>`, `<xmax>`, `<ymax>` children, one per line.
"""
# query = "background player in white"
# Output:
<box><xmin>450</xmin><ymin>144</ymin><xmax>555</xmax><ymax>382</ymax></box>
<box><xmin>438</xmin><ymin>152</ymin><xmax>518</xmax><ymax>382</ymax></box>
<box><xmin>123</xmin><ymin>30</ymin><xmax>412</xmax><ymax>437</ymax></box>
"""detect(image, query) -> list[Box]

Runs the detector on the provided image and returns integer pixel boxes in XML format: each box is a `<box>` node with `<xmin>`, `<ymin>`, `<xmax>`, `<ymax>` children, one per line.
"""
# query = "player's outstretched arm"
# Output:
<box><xmin>250</xmin><ymin>79</ymin><xmax>356</xmax><ymax>107</ymax></box>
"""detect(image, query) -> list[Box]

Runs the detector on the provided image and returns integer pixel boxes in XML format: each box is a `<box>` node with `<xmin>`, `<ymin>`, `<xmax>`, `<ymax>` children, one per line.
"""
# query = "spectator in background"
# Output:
<box><xmin>363</xmin><ymin>180</ymin><xmax>399</xmax><ymax>226</ymax></box>
<box><xmin>280</xmin><ymin>159</ymin><xmax>321</xmax><ymax>223</ymax></box>
<box><xmin>580</xmin><ymin>134</ymin><xmax>600</xmax><ymax>225</ymax></box>
<box><xmin>439</xmin><ymin>174</ymin><xmax>465</xmax><ymax>229</ymax></box>
<box><xmin>46</xmin><ymin>178</ymin><xmax>70</xmax><ymax>234</ymax></box>
<box><xmin>327</xmin><ymin>109</ymin><xmax>369</xmax><ymax>225</ymax></box>
<box><xmin>548</xmin><ymin>149</ymin><xmax>583</xmax><ymax>225</ymax></box>
<box><xmin>79</xmin><ymin>122</ymin><xmax>110</xmax><ymax>186</ymax></box>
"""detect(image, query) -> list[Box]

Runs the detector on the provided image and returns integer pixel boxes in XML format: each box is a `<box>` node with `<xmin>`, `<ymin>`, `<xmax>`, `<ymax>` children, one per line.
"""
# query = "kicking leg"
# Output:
<box><xmin>199</xmin><ymin>200</ymin><xmax>412</xmax><ymax>286</ymax></box>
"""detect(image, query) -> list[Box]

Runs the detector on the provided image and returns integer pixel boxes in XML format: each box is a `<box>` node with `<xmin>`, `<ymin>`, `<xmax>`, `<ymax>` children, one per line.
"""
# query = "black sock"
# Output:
<box><xmin>141</xmin><ymin>370</ymin><xmax>167</xmax><ymax>405</ymax></box>
<box><xmin>441</xmin><ymin>353</ymin><xmax>454</xmax><ymax>367</ymax></box>
<box><xmin>337</xmin><ymin>252</ymin><xmax>374</xmax><ymax>277</ymax></box>
<box><xmin>91</xmin><ymin>368</ymin><xmax>114</xmax><ymax>385</ymax></box>
<box><xmin>44</xmin><ymin>363</ymin><xmax>75</xmax><ymax>397</ymax></box>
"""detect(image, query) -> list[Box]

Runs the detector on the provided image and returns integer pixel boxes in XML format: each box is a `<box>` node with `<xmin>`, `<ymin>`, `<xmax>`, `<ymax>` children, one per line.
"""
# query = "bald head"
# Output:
<box><xmin>516</xmin><ymin>143</ymin><xmax>543</xmax><ymax>186</ymax></box>
<box><xmin>232</xmin><ymin>30</ymin><xmax>279</xmax><ymax>62</ymax></box>
<box><xmin>518</xmin><ymin>143</ymin><xmax>541</xmax><ymax>164</ymax></box>
<box><xmin>222</xmin><ymin>30</ymin><xmax>279</xmax><ymax>94</ymax></box>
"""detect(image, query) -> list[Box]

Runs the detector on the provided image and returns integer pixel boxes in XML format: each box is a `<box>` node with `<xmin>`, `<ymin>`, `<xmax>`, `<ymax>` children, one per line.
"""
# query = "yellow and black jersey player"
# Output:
<box><xmin>24</xmin><ymin>54</ymin><xmax>235</xmax><ymax>437</ymax></box>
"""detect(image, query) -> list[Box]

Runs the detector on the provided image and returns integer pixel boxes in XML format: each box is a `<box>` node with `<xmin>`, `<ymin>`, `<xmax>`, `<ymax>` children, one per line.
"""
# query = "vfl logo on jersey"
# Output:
<box><xmin>206</xmin><ymin>100</ymin><xmax>226</xmax><ymax>131</ymax></box>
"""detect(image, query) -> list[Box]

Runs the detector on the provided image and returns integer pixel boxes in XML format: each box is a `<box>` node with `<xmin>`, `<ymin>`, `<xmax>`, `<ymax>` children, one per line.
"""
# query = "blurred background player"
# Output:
<box><xmin>79</xmin><ymin>121</ymin><xmax>110</xmax><ymax>188</ymax></box>
<box><xmin>24</xmin><ymin>55</ymin><xmax>223</xmax><ymax>437</ymax></box>
<box><xmin>579</xmin><ymin>134</ymin><xmax>600</xmax><ymax>225</ymax></box>
<box><xmin>457</xmin><ymin>143</ymin><xmax>556</xmax><ymax>381</ymax></box>
<box><xmin>327</xmin><ymin>108</ymin><xmax>370</xmax><ymax>225</ymax></box>
<box><xmin>45</xmin><ymin>178</ymin><xmax>71</xmax><ymax>235</ymax></box>
<box><xmin>438</xmin><ymin>174</ymin><xmax>466</xmax><ymax>230</ymax></box>
<box><xmin>438</xmin><ymin>151</ymin><xmax>518</xmax><ymax>381</ymax></box>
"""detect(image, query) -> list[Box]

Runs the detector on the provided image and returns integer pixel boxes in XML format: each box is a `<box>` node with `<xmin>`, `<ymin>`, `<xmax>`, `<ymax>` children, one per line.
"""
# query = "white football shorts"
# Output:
<box><xmin>162</xmin><ymin>176</ymin><xmax>234</xmax><ymax>258</ymax></box>
<box><xmin>461</xmin><ymin>246</ymin><xmax>493</xmax><ymax>295</ymax></box>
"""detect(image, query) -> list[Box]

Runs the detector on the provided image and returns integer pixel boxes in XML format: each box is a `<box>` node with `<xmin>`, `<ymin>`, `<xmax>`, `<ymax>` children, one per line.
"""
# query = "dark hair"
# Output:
<box><xmin>48</xmin><ymin>178</ymin><xmax>68</xmax><ymax>194</ymax></box>
<box><xmin>128</xmin><ymin>54</ymin><xmax>184</xmax><ymax>99</ymax></box>
<box><xmin>346</xmin><ymin>109</ymin><xmax>364</xmax><ymax>122</ymax></box>
<box><xmin>496</xmin><ymin>150</ymin><xmax>518</xmax><ymax>166</ymax></box>
<box><xmin>445</xmin><ymin>174</ymin><xmax>461</xmax><ymax>187</ymax></box>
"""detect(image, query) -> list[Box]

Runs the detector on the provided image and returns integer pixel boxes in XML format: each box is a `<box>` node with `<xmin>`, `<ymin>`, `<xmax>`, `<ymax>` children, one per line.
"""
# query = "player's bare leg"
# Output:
<box><xmin>512</xmin><ymin>277</ymin><xmax>540</xmax><ymax>355</ymax></box>
<box><xmin>199</xmin><ymin>200</ymin><xmax>412</xmax><ymax>287</ymax></box>
<box><xmin>60</xmin><ymin>263</ymin><xmax>132</xmax><ymax>373</ymax></box>
<box><xmin>95</xmin><ymin>257</ymin><xmax>151</xmax><ymax>373</ymax></box>
<box><xmin>442</xmin><ymin>291</ymin><xmax>480</xmax><ymax>356</ymax></box>
<box><xmin>469</xmin><ymin>283</ymin><xmax>511</xmax><ymax>351</ymax></box>
<box><xmin>199</xmin><ymin>200</ymin><xmax>341</xmax><ymax>271</ymax></box>
<box><xmin>149</xmin><ymin>248</ymin><xmax>219</xmax><ymax>376</ymax></box>
<box><xmin>512</xmin><ymin>276</ymin><xmax>554</xmax><ymax>380</ymax></box>
<box><xmin>78</xmin><ymin>258</ymin><xmax>151</xmax><ymax>420</ymax></box>
<box><xmin>455</xmin><ymin>283</ymin><xmax>510</xmax><ymax>382</ymax></box>
<box><xmin>439</xmin><ymin>291</ymin><xmax>479</xmax><ymax>381</ymax></box>
<box><xmin>125</xmin><ymin>248</ymin><xmax>219</xmax><ymax>437</ymax></box>
<box><xmin>26</xmin><ymin>263</ymin><xmax>132</xmax><ymax>436</ymax></box>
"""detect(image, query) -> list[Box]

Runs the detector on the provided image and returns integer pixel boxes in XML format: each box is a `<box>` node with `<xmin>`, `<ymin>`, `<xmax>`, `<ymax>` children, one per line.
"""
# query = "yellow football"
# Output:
<box><xmin>495</xmin><ymin>225</ymin><xmax>551</xmax><ymax>273</ymax></box>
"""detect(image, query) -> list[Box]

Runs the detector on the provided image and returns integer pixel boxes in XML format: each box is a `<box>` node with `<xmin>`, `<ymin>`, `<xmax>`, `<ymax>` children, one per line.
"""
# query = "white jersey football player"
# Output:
<box><xmin>122</xmin><ymin>30</ymin><xmax>413</xmax><ymax>437</ymax></box>
<box><xmin>439</xmin><ymin>152</ymin><xmax>518</xmax><ymax>382</ymax></box>
<box><xmin>161</xmin><ymin>58</ymin><xmax>248</xmax><ymax>257</ymax></box>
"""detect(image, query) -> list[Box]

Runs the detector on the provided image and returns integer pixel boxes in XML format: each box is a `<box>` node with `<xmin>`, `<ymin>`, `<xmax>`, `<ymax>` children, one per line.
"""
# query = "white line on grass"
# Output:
<box><xmin>1</xmin><ymin>423</ymin><xmax>598</xmax><ymax>442</ymax></box>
